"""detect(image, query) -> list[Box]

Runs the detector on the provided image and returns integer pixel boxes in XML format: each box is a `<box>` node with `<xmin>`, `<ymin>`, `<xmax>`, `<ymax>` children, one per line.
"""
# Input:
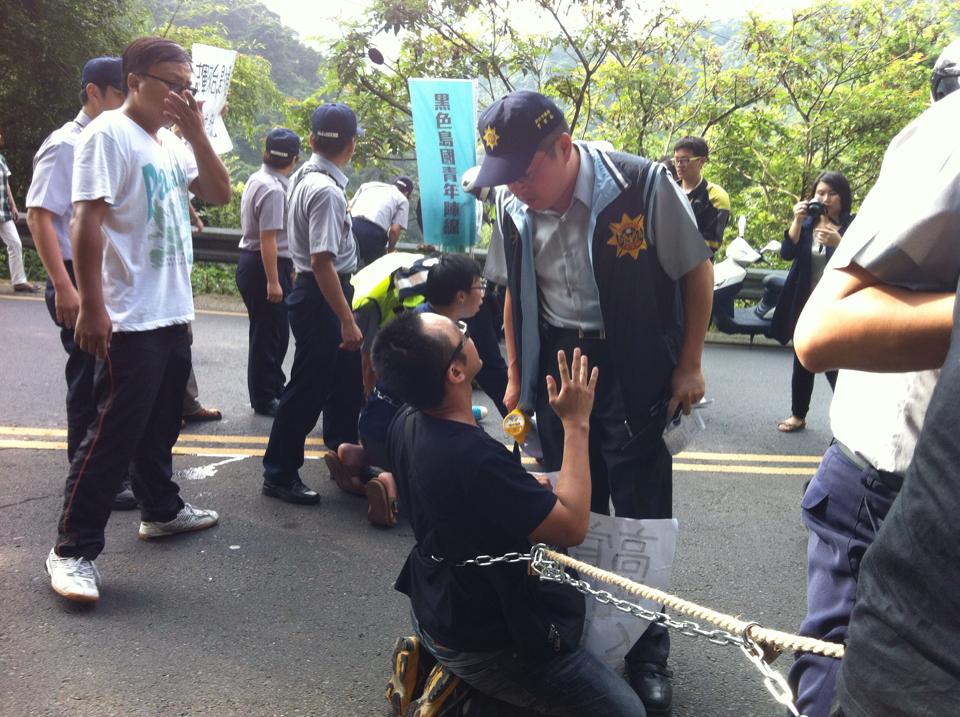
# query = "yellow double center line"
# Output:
<box><xmin>1</xmin><ymin>426</ymin><xmax>822</xmax><ymax>476</ymax></box>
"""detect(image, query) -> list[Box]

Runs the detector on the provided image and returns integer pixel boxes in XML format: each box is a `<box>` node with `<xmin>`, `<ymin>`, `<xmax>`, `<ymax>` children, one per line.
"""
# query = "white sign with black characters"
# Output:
<box><xmin>192</xmin><ymin>43</ymin><xmax>237</xmax><ymax>155</ymax></box>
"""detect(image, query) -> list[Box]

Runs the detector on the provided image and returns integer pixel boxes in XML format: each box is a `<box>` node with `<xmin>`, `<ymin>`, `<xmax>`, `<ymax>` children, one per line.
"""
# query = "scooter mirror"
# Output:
<box><xmin>760</xmin><ymin>240</ymin><xmax>782</xmax><ymax>254</ymax></box>
<box><xmin>737</xmin><ymin>215</ymin><xmax>747</xmax><ymax>238</ymax></box>
<box><xmin>726</xmin><ymin>236</ymin><xmax>762</xmax><ymax>265</ymax></box>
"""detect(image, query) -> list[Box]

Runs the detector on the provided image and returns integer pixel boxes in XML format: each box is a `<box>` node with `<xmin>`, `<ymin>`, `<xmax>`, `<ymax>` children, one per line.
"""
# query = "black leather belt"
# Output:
<box><xmin>539</xmin><ymin>321</ymin><xmax>606</xmax><ymax>341</ymax></box>
<box><xmin>832</xmin><ymin>439</ymin><xmax>904</xmax><ymax>492</ymax></box>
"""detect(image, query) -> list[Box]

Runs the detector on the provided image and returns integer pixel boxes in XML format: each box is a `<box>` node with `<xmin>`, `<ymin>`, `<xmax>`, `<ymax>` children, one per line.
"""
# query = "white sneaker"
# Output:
<box><xmin>138</xmin><ymin>503</ymin><xmax>219</xmax><ymax>540</ymax></box>
<box><xmin>45</xmin><ymin>548</ymin><xmax>101</xmax><ymax>603</ymax></box>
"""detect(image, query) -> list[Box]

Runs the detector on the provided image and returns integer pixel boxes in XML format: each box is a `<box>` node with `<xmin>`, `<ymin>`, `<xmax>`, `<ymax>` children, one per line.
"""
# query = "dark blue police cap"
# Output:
<box><xmin>311</xmin><ymin>103</ymin><xmax>365</xmax><ymax>140</ymax></box>
<box><xmin>265</xmin><ymin>127</ymin><xmax>301</xmax><ymax>159</ymax></box>
<box><xmin>474</xmin><ymin>91</ymin><xmax>565</xmax><ymax>187</ymax></box>
<box><xmin>81</xmin><ymin>57</ymin><xmax>122</xmax><ymax>90</ymax></box>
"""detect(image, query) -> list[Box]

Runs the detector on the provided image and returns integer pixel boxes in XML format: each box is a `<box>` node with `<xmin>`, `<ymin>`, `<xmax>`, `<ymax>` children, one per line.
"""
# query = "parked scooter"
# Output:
<box><xmin>712</xmin><ymin>216</ymin><xmax>786</xmax><ymax>342</ymax></box>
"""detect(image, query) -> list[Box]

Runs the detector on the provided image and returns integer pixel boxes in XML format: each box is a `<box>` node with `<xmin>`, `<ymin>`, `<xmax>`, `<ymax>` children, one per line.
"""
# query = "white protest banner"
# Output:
<box><xmin>191</xmin><ymin>43</ymin><xmax>237</xmax><ymax>155</ymax></box>
<box><xmin>572</xmin><ymin>514</ymin><xmax>678</xmax><ymax>667</ymax></box>
<box><xmin>544</xmin><ymin>473</ymin><xmax>679</xmax><ymax>667</ymax></box>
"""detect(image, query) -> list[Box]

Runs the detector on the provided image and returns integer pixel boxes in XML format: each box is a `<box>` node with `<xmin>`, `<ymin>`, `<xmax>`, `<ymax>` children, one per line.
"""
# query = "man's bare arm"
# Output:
<box><xmin>668</xmin><ymin>259</ymin><xmax>713</xmax><ymax>416</ymax></box>
<box><xmin>794</xmin><ymin>262</ymin><xmax>953</xmax><ymax>373</ymax></box>
<box><xmin>502</xmin><ymin>287</ymin><xmax>520</xmax><ymax>412</ymax></box>
<box><xmin>529</xmin><ymin>349</ymin><xmax>598</xmax><ymax>547</ymax></box>
<box><xmin>387</xmin><ymin>223</ymin><xmax>402</xmax><ymax>252</ymax></box>
<box><xmin>27</xmin><ymin>208</ymin><xmax>80</xmax><ymax>326</ymax></box>
<box><xmin>70</xmin><ymin>199</ymin><xmax>113</xmax><ymax>358</ymax></box>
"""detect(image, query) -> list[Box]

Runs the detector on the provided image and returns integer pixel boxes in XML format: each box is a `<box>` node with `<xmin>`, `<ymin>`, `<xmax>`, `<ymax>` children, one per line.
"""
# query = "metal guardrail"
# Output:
<box><xmin>15</xmin><ymin>220</ymin><xmax>777</xmax><ymax>299</ymax></box>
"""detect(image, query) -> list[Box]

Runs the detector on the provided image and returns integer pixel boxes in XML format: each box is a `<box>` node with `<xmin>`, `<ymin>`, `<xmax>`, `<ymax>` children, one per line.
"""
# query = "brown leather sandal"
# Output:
<box><xmin>777</xmin><ymin>416</ymin><xmax>806</xmax><ymax>433</ymax></box>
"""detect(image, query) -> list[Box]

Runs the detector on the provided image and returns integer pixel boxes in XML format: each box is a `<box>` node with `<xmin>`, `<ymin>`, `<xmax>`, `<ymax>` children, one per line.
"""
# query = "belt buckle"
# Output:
<box><xmin>577</xmin><ymin>327</ymin><xmax>605</xmax><ymax>340</ymax></box>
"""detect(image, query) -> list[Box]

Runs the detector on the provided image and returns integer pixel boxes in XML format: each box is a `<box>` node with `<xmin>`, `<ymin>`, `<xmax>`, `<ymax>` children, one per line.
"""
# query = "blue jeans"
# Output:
<box><xmin>416</xmin><ymin>616</ymin><xmax>646</xmax><ymax>716</ymax></box>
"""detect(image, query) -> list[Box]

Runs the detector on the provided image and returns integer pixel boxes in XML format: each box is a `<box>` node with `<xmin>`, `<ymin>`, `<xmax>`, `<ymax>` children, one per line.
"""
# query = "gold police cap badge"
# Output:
<box><xmin>607</xmin><ymin>213</ymin><xmax>648</xmax><ymax>259</ymax></box>
<box><xmin>483</xmin><ymin>126</ymin><xmax>500</xmax><ymax>151</ymax></box>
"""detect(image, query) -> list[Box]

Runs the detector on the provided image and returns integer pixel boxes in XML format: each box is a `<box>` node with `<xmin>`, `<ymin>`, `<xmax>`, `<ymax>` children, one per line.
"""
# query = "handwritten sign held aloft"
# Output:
<box><xmin>191</xmin><ymin>43</ymin><xmax>237</xmax><ymax>155</ymax></box>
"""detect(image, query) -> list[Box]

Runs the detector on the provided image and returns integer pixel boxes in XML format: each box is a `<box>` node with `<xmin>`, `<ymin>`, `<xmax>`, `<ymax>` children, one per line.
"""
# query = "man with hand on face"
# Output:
<box><xmin>26</xmin><ymin>57</ymin><xmax>138</xmax><ymax>511</ymax></box>
<box><xmin>260</xmin><ymin>103</ymin><xmax>364</xmax><ymax>505</ymax></box>
<box><xmin>474</xmin><ymin>90</ymin><xmax>713</xmax><ymax>715</ymax></box>
<box><xmin>44</xmin><ymin>37</ymin><xmax>232</xmax><ymax>604</ymax></box>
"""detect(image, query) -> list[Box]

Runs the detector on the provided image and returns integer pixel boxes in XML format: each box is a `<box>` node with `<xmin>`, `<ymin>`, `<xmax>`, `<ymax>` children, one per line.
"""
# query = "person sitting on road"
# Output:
<box><xmin>373</xmin><ymin>311</ymin><xmax>645</xmax><ymax>716</ymax></box>
<box><xmin>326</xmin><ymin>254</ymin><xmax>503</xmax><ymax>527</ymax></box>
<box><xmin>770</xmin><ymin>171</ymin><xmax>855</xmax><ymax>433</ymax></box>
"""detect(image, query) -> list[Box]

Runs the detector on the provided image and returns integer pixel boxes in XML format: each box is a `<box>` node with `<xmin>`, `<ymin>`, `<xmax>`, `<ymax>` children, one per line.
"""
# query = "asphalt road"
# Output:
<box><xmin>0</xmin><ymin>290</ymin><xmax>837</xmax><ymax>717</ymax></box>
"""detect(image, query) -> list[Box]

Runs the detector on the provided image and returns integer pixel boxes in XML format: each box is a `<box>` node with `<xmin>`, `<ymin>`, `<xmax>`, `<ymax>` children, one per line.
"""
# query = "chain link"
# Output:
<box><xmin>454</xmin><ymin>545</ymin><xmax>806</xmax><ymax>716</ymax></box>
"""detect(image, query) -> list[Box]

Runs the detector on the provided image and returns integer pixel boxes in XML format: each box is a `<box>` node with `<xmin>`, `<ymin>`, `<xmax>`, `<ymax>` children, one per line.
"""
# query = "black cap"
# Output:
<box><xmin>932</xmin><ymin>39</ymin><xmax>960</xmax><ymax>102</ymax></box>
<box><xmin>394</xmin><ymin>176</ymin><xmax>414</xmax><ymax>195</ymax></box>
<box><xmin>311</xmin><ymin>102</ymin><xmax>364</xmax><ymax>140</ymax></box>
<box><xmin>81</xmin><ymin>57</ymin><xmax>122</xmax><ymax>90</ymax></box>
<box><xmin>474</xmin><ymin>90</ymin><xmax>565</xmax><ymax>187</ymax></box>
<box><xmin>265</xmin><ymin>127</ymin><xmax>300</xmax><ymax>159</ymax></box>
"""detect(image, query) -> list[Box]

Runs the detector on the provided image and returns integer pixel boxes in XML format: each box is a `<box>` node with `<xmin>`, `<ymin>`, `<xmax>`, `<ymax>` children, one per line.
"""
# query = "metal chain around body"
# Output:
<box><xmin>455</xmin><ymin>545</ymin><xmax>846</xmax><ymax>717</ymax></box>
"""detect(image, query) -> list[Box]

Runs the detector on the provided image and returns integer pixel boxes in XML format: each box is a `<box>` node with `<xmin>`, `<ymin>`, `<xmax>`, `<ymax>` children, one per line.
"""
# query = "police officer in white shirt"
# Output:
<box><xmin>350</xmin><ymin>175</ymin><xmax>413</xmax><ymax>266</ymax></box>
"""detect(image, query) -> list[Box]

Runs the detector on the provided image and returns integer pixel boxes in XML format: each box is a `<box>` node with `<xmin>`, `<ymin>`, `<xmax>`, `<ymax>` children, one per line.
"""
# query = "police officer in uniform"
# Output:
<box><xmin>474</xmin><ymin>91</ymin><xmax>713</xmax><ymax>716</ymax></box>
<box><xmin>350</xmin><ymin>175</ymin><xmax>414</xmax><ymax>266</ymax></box>
<box><xmin>261</xmin><ymin>103</ymin><xmax>363</xmax><ymax>505</ymax></box>
<box><xmin>236</xmin><ymin>127</ymin><xmax>300</xmax><ymax>416</ymax></box>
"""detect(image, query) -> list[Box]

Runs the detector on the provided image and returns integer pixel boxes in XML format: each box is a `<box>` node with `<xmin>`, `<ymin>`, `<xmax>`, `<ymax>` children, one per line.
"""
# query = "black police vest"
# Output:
<box><xmin>501</xmin><ymin>151</ymin><xmax>683</xmax><ymax>434</ymax></box>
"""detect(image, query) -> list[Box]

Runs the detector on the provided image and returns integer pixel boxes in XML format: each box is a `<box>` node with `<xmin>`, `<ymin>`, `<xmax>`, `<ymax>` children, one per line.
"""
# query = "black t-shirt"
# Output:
<box><xmin>836</xmin><ymin>286</ymin><xmax>960</xmax><ymax>715</ymax></box>
<box><xmin>388</xmin><ymin>408</ymin><xmax>558</xmax><ymax>651</ymax></box>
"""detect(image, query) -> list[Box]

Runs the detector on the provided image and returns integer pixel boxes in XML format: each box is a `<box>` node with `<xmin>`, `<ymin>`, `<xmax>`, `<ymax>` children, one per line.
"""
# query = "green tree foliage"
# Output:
<box><xmin>315</xmin><ymin>0</ymin><xmax>958</xmax><ymax>251</ymax></box>
<box><xmin>0</xmin><ymin>0</ymin><xmax>145</xmax><ymax>195</ymax></box>
<box><xmin>144</xmin><ymin>0</ymin><xmax>322</xmax><ymax>97</ymax></box>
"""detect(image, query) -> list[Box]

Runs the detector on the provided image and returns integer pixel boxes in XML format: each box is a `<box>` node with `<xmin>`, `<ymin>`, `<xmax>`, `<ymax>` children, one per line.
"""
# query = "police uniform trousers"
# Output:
<box><xmin>352</xmin><ymin>216</ymin><xmax>389</xmax><ymax>267</ymax></box>
<box><xmin>262</xmin><ymin>272</ymin><xmax>362</xmax><ymax>485</ymax></box>
<box><xmin>788</xmin><ymin>442</ymin><xmax>899</xmax><ymax>717</ymax></box>
<box><xmin>235</xmin><ymin>249</ymin><xmax>293</xmax><ymax>410</ymax></box>
<box><xmin>55</xmin><ymin>324</ymin><xmax>192</xmax><ymax>560</ymax></box>
<box><xmin>534</xmin><ymin>324</ymin><xmax>671</xmax><ymax>667</ymax></box>
<box><xmin>45</xmin><ymin>261</ymin><xmax>96</xmax><ymax>463</ymax></box>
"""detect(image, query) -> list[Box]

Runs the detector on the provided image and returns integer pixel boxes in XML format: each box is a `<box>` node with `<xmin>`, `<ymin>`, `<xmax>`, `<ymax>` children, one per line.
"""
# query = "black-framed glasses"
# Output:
<box><xmin>140</xmin><ymin>72</ymin><xmax>197</xmax><ymax>95</ymax></box>
<box><xmin>470</xmin><ymin>279</ymin><xmax>487</xmax><ymax>293</ymax></box>
<box><xmin>672</xmin><ymin>156</ymin><xmax>703</xmax><ymax>167</ymax></box>
<box><xmin>444</xmin><ymin>320</ymin><xmax>470</xmax><ymax>372</ymax></box>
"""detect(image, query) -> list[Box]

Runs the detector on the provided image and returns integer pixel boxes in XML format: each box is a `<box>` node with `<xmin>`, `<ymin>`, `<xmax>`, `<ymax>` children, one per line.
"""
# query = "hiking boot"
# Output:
<box><xmin>406</xmin><ymin>663</ymin><xmax>471</xmax><ymax>717</ymax></box>
<box><xmin>45</xmin><ymin>548</ymin><xmax>101</xmax><ymax>603</ymax></box>
<box><xmin>386</xmin><ymin>635</ymin><xmax>434</xmax><ymax>716</ymax></box>
<box><xmin>138</xmin><ymin>503</ymin><xmax>219</xmax><ymax>540</ymax></box>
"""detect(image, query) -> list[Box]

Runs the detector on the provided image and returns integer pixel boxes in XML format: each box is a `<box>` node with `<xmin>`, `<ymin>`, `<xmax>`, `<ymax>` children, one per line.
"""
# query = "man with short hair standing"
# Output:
<box><xmin>349</xmin><ymin>174</ymin><xmax>413</xmax><ymax>266</ymax></box>
<box><xmin>473</xmin><ymin>90</ymin><xmax>713</xmax><ymax>715</ymax></box>
<box><xmin>236</xmin><ymin>127</ymin><xmax>300</xmax><ymax>417</ymax></box>
<box><xmin>26</xmin><ymin>57</ymin><xmax>137</xmax><ymax>510</ymax></box>
<box><xmin>44</xmin><ymin>37</ymin><xmax>232</xmax><ymax>604</ymax></box>
<box><xmin>260</xmin><ymin>103</ymin><xmax>363</xmax><ymax>505</ymax></box>
<box><xmin>673</xmin><ymin>136</ymin><xmax>730</xmax><ymax>257</ymax></box>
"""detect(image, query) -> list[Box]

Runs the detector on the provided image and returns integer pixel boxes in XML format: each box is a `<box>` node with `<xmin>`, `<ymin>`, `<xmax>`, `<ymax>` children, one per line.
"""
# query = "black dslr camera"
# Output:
<box><xmin>805</xmin><ymin>200</ymin><xmax>825</xmax><ymax>218</ymax></box>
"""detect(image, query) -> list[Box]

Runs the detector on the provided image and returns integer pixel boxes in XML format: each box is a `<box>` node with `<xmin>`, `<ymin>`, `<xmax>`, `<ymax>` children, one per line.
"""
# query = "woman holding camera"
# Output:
<box><xmin>771</xmin><ymin>171</ymin><xmax>855</xmax><ymax>432</ymax></box>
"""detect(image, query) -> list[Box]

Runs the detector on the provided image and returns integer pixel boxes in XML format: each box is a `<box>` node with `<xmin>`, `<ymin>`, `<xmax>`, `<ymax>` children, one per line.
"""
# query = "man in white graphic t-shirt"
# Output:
<box><xmin>44</xmin><ymin>36</ymin><xmax>232</xmax><ymax>605</ymax></box>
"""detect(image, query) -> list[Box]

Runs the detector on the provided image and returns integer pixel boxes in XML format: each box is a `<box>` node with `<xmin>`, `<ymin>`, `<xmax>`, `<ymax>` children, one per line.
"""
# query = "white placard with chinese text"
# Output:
<box><xmin>192</xmin><ymin>43</ymin><xmax>237</xmax><ymax>155</ymax></box>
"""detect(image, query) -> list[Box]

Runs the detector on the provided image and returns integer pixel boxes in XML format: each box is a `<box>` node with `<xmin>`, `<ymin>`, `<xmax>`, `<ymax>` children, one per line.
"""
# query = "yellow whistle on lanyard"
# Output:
<box><xmin>502</xmin><ymin>408</ymin><xmax>531</xmax><ymax>444</ymax></box>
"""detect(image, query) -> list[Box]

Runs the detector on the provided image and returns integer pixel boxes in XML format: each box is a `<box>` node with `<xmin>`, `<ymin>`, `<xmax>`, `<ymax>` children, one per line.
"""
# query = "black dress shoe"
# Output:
<box><xmin>111</xmin><ymin>482</ymin><xmax>137</xmax><ymax>511</ymax></box>
<box><xmin>261</xmin><ymin>477</ymin><xmax>320</xmax><ymax>505</ymax></box>
<box><xmin>253</xmin><ymin>399</ymin><xmax>279</xmax><ymax>417</ymax></box>
<box><xmin>626</xmin><ymin>662</ymin><xmax>673</xmax><ymax>716</ymax></box>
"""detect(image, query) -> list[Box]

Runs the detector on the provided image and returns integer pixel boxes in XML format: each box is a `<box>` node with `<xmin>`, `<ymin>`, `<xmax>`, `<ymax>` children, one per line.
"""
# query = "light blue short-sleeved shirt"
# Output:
<box><xmin>288</xmin><ymin>154</ymin><xmax>358</xmax><ymax>275</ymax></box>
